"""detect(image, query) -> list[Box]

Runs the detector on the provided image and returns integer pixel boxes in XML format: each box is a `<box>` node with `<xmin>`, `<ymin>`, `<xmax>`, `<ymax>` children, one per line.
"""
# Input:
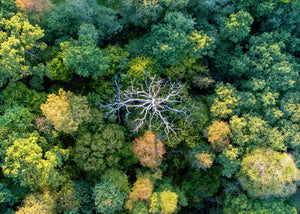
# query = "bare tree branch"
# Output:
<box><xmin>100</xmin><ymin>73</ymin><xmax>195</xmax><ymax>139</ymax></box>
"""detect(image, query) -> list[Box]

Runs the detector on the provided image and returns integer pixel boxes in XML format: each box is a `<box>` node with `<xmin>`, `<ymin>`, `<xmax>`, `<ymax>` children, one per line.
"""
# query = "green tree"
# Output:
<box><xmin>62</xmin><ymin>35</ymin><xmax>109</xmax><ymax>79</ymax></box>
<box><xmin>101</xmin><ymin>169</ymin><xmax>130</xmax><ymax>194</ymax></box>
<box><xmin>0</xmin><ymin>105</ymin><xmax>35</xmax><ymax>133</ymax></box>
<box><xmin>41</xmin><ymin>88</ymin><xmax>91</xmax><ymax>134</ymax></box>
<box><xmin>93</xmin><ymin>181</ymin><xmax>126</xmax><ymax>214</ymax></box>
<box><xmin>217</xmin><ymin>145</ymin><xmax>240</xmax><ymax>178</ymax></box>
<box><xmin>229</xmin><ymin>115</ymin><xmax>286</xmax><ymax>151</ymax></box>
<box><xmin>224</xmin><ymin>194</ymin><xmax>297</xmax><ymax>214</ymax></box>
<box><xmin>221</xmin><ymin>10</ymin><xmax>254</xmax><ymax>43</ymax></box>
<box><xmin>0</xmin><ymin>183</ymin><xmax>14</xmax><ymax>213</ymax></box>
<box><xmin>57</xmin><ymin>180</ymin><xmax>93</xmax><ymax>214</ymax></box>
<box><xmin>0</xmin><ymin>82</ymin><xmax>47</xmax><ymax>115</ymax></box>
<box><xmin>0</xmin><ymin>13</ymin><xmax>46</xmax><ymax>86</ymax></box>
<box><xmin>238</xmin><ymin>148</ymin><xmax>299</xmax><ymax>198</ymax></box>
<box><xmin>74</xmin><ymin>124</ymin><xmax>125</xmax><ymax>175</ymax></box>
<box><xmin>121</xmin><ymin>0</ymin><xmax>163</xmax><ymax>27</ymax></box>
<box><xmin>44</xmin><ymin>0</ymin><xmax>122</xmax><ymax>44</ymax></box>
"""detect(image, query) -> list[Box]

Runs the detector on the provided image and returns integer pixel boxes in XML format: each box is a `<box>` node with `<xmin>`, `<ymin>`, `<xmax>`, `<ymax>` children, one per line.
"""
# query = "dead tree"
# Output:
<box><xmin>101</xmin><ymin>74</ymin><xmax>195</xmax><ymax>139</ymax></box>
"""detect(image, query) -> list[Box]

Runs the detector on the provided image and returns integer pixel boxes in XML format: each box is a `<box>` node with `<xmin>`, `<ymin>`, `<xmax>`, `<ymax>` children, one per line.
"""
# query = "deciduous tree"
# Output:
<box><xmin>238</xmin><ymin>148</ymin><xmax>299</xmax><ymax>198</ymax></box>
<box><xmin>133</xmin><ymin>131</ymin><xmax>166</xmax><ymax>169</ymax></box>
<box><xmin>0</xmin><ymin>13</ymin><xmax>46</xmax><ymax>86</ymax></box>
<box><xmin>41</xmin><ymin>88</ymin><xmax>91</xmax><ymax>134</ymax></box>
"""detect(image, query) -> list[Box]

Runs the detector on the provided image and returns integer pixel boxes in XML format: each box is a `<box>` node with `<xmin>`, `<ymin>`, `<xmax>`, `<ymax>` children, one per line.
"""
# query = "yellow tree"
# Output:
<box><xmin>208</xmin><ymin>120</ymin><xmax>232</xmax><ymax>152</ymax></box>
<box><xmin>41</xmin><ymin>89</ymin><xmax>91</xmax><ymax>134</ymax></box>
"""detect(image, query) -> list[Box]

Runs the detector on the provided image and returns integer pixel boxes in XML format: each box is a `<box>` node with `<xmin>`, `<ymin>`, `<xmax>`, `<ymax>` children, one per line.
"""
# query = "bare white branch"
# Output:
<box><xmin>100</xmin><ymin>73</ymin><xmax>195</xmax><ymax>139</ymax></box>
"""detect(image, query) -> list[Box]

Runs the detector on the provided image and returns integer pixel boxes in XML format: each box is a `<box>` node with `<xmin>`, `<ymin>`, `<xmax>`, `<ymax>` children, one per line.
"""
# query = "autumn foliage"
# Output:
<box><xmin>125</xmin><ymin>174</ymin><xmax>154</xmax><ymax>211</ymax></box>
<box><xmin>15</xmin><ymin>0</ymin><xmax>53</xmax><ymax>13</ymax></box>
<box><xmin>133</xmin><ymin>131</ymin><xmax>166</xmax><ymax>169</ymax></box>
<box><xmin>208</xmin><ymin>120</ymin><xmax>232</xmax><ymax>152</ymax></box>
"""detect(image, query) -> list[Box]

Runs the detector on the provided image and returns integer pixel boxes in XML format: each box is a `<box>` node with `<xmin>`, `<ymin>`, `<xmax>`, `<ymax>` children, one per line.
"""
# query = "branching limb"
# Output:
<box><xmin>100</xmin><ymin>73</ymin><xmax>196</xmax><ymax>139</ymax></box>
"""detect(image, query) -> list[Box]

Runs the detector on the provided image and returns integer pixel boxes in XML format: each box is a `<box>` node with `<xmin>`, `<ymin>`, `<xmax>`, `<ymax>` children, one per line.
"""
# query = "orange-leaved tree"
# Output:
<box><xmin>133</xmin><ymin>131</ymin><xmax>166</xmax><ymax>169</ymax></box>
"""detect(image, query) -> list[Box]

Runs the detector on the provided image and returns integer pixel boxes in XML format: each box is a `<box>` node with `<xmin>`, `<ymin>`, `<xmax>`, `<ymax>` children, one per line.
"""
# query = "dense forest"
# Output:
<box><xmin>0</xmin><ymin>0</ymin><xmax>299</xmax><ymax>213</ymax></box>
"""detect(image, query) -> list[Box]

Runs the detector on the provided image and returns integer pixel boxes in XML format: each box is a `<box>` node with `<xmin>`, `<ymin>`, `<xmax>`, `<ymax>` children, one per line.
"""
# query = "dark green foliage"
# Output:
<box><xmin>181</xmin><ymin>166</ymin><xmax>221</xmax><ymax>208</ymax></box>
<box><xmin>0</xmin><ymin>183</ymin><xmax>14</xmax><ymax>213</ymax></box>
<box><xmin>0</xmin><ymin>82</ymin><xmax>47</xmax><ymax>115</ymax></box>
<box><xmin>44</xmin><ymin>0</ymin><xmax>122</xmax><ymax>44</ymax></box>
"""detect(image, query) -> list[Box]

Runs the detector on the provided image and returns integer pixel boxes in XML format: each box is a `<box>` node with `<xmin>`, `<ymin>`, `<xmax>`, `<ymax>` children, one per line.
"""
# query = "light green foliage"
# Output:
<box><xmin>78</xmin><ymin>23</ymin><xmax>99</xmax><ymax>44</ymax></box>
<box><xmin>229</xmin><ymin>115</ymin><xmax>286</xmax><ymax>151</ymax></box>
<box><xmin>0</xmin><ymin>106</ymin><xmax>35</xmax><ymax>132</ymax></box>
<box><xmin>101</xmin><ymin>168</ymin><xmax>130</xmax><ymax>193</ymax></box>
<box><xmin>132</xmin><ymin>201</ymin><xmax>149</xmax><ymax>214</ymax></box>
<box><xmin>0</xmin><ymin>82</ymin><xmax>47</xmax><ymax>115</ymax></box>
<box><xmin>74</xmin><ymin>124</ymin><xmax>125</xmax><ymax>175</ymax></box>
<box><xmin>126</xmin><ymin>57</ymin><xmax>161</xmax><ymax>82</ymax></box>
<box><xmin>238</xmin><ymin>148</ymin><xmax>300</xmax><ymax>198</ymax></box>
<box><xmin>145</xmin><ymin>24</ymin><xmax>215</xmax><ymax>66</ymax></box>
<box><xmin>46</xmin><ymin>46</ymin><xmax>73</xmax><ymax>82</ymax></box>
<box><xmin>104</xmin><ymin>45</ymin><xmax>129</xmax><ymax>76</ymax></box>
<box><xmin>0</xmin><ymin>13</ymin><xmax>46</xmax><ymax>86</ymax></box>
<box><xmin>217</xmin><ymin>145</ymin><xmax>240</xmax><ymax>178</ymax></box>
<box><xmin>163</xmin><ymin>56</ymin><xmax>214</xmax><ymax>88</ymax></box>
<box><xmin>41</xmin><ymin>88</ymin><xmax>91</xmax><ymax>134</ymax></box>
<box><xmin>280</xmin><ymin>120</ymin><xmax>300</xmax><ymax>150</ymax></box>
<box><xmin>150</xmin><ymin>191</ymin><xmax>178</xmax><ymax>214</ymax></box>
<box><xmin>62</xmin><ymin>35</ymin><xmax>109</xmax><ymax>79</ymax></box>
<box><xmin>165</xmin><ymin>98</ymin><xmax>209</xmax><ymax>148</ymax></box>
<box><xmin>224</xmin><ymin>194</ymin><xmax>297</xmax><ymax>214</ymax></box>
<box><xmin>221</xmin><ymin>10</ymin><xmax>254</xmax><ymax>43</ymax></box>
<box><xmin>2</xmin><ymin>135</ymin><xmax>68</xmax><ymax>189</ymax></box>
<box><xmin>211</xmin><ymin>83</ymin><xmax>239</xmax><ymax>119</ymax></box>
<box><xmin>93</xmin><ymin>181</ymin><xmax>126</xmax><ymax>214</ymax></box>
